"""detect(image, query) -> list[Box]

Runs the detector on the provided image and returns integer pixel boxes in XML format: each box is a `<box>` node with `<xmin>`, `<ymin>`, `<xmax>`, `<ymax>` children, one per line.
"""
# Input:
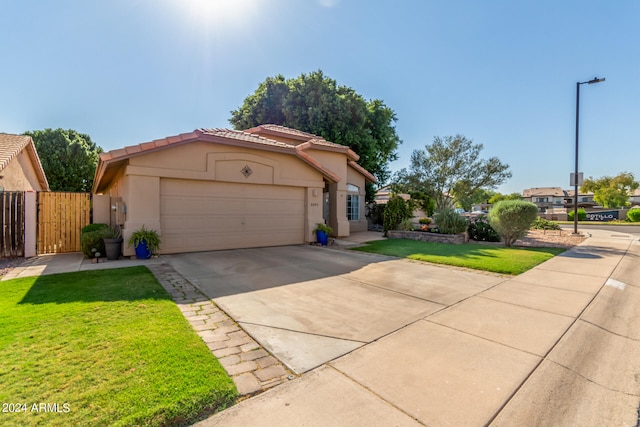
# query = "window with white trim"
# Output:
<box><xmin>346</xmin><ymin>184</ymin><xmax>360</xmax><ymax>221</ymax></box>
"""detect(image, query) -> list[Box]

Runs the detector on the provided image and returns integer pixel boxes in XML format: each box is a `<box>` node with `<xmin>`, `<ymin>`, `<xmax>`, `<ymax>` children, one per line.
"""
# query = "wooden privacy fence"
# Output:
<box><xmin>37</xmin><ymin>192</ymin><xmax>91</xmax><ymax>254</ymax></box>
<box><xmin>0</xmin><ymin>192</ymin><xmax>25</xmax><ymax>257</ymax></box>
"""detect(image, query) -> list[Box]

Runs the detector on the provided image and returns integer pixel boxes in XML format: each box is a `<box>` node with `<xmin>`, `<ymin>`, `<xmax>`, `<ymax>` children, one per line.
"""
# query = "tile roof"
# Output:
<box><xmin>246</xmin><ymin>124</ymin><xmax>320</xmax><ymax>141</ymax></box>
<box><xmin>0</xmin><ymin>133</ymin><xmax>50</xmax><ymax>190</ymax></box>
<box><xmin>198</xmin><ymin>128</ymin><xmax>296</xmax><ymax>150</ymax></box>
<box><xmin>245</xmin><ymin>124</ymin><xmax>361</xmax><ymax>160</ymax></box>
<box><xmin>522</xmin><ymin>187</ymin><xmax>565</xmax><ymax>197</ymax></box>
<box><xmin>0</xmin><ymin>133</ymin><xmax>31</xmax><ymax>171</ymax></box>
<box><xmin>93</xmin><ymin>125</ymin><xmax>377</xmax><ymax>192</ymax></box>
<box><xmin>98</xmin><ymin>128</ymin><xmax>297</xmax><ymax>163</ymax></box>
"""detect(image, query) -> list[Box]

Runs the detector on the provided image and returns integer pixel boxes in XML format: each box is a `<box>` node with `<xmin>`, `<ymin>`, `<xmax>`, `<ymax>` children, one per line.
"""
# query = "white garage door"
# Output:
<box><xmin>160</xmin><ymin>178</ymin><xmax>305</xmax><ymax>253</ymax></box>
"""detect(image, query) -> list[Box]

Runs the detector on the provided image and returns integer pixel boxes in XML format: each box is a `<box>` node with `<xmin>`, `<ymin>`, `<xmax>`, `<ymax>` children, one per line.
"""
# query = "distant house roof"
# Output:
<box><xmin>564</xmin><ymin>189</ymin><xmax>595</xmax><ymax>197</ymax></box>
<box><xmin>0</xmin><ymin>133</ymin><xmax>50</xmax><ymax>191</ymax></box>
<box><xmin>93</xmin><ymin>126</ymin><xmax>376</xmax><ymax>193</ymax></box>
<box><xmin>522</xmin><ymin>187</ymin><xmax>565</xmax><ymax>198</ymax></box>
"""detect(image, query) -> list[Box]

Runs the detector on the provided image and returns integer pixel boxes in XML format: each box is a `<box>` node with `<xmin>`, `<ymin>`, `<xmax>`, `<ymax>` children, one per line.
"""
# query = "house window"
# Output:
<box><xmin>346</xmin><ymin>184</ymin><xmax>360</xmax><ymax>221</ymax></box>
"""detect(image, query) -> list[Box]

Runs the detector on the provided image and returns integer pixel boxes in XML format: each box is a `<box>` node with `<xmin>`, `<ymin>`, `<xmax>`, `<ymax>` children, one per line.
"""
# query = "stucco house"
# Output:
<box><xmin>522</xmin><ymin>187</ymin><xmax>596</xmax><ymax>211</ymax></box>
<box><xmin>0</xmin><ymin>133</ymin><xmax>49</xmax><ymax>191</ymax></box>
<box><xmin>92</xmin><ymin>125</ymin><xmax>376</xmax><ymax>255</ymax></box>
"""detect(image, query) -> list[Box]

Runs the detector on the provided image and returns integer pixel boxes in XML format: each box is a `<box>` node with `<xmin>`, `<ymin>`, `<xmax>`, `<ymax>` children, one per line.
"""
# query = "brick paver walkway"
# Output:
<box><xmin>147</xmin><ymin>263</ymin><xmax>295</xmax><ymax>396</ymax></box>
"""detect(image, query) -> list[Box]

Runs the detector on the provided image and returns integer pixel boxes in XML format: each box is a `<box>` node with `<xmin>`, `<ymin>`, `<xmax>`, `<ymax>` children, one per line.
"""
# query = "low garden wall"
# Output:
<box><xmin>388</xmin><ymin>230</ymin><xmax>468</xmax><ymax>244</ymax></box>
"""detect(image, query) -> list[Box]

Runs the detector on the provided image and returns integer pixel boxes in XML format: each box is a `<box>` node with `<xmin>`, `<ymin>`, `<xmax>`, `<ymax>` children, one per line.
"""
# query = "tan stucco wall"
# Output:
<box><xmin>92</xmin><ymin>194</ymin><xmax>111</xmax><ymax>225</ymax></box>
<box><xmin>347</xmin><ymin>165</ymin><xmax>368</xmax><ymax>232</ymax></box>
<box><xmin>306</xmin><ymin>149</ymin><xmax>350</xmax><ymax>236</ymax></box>
<box><xmin>0</xmin><ymin>152</ymin><xmax>45</xmax><ymax>191</ymax></box>
<box><xmin>104</xmin><ymin>142</ymin><xmax>328</xmax><ymax>255</ymax></box>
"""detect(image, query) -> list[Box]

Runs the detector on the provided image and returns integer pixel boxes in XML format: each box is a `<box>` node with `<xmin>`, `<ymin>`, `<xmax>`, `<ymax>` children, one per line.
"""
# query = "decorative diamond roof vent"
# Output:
<box><xmin>241</xmin><ymin>165</ymin><xmax>253</xmax><ymax>178</ymax></box>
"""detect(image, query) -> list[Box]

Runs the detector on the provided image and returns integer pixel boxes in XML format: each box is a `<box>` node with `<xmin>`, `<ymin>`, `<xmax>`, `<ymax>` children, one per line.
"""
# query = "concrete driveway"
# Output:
<box><xmin>163</xmin><ymin>245</ymin><xmax>506</xmax><ymax>373</ymax></box>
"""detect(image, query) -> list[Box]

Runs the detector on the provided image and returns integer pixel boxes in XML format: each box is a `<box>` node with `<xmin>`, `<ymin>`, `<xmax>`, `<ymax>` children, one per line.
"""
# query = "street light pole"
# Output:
<box><xmin>573</xmin><ymin>77</ymin><xmax>605</xmax><ymax>235</ymax></box>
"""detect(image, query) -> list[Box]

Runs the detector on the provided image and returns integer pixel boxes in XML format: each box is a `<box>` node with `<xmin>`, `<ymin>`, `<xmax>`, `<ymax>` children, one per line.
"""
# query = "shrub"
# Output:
<box><xmin>433</xmin><ymin>208</ymin><xmax>468</xmax><ymax>234</ymax></box>
<box><xmin>468</xmin><ymin>214</ymin><xmax>501</xmax><ymax>242</ymax></box>
<box><xmin>383</xmin><ymin>195</ymin><xmax>412</xmax><ymax>235</ymax></box>
<box><xmin>567</xmin><ymin>208</ymin><xmax>587</xmax><ymax>221</ymax></box>
<box><xmin>398</xmin><ymin>218</ymin><xmax>415</xmax><ymax>231</ymax></box>
<box><xmin>627</xmin><ymin>208</ymin><xmax>640</xmax><ymax>222</ymax></box>
<box><xmin>489</xmin><ymin>200</ymin><xmax>538</xmax><ymax>247</ymax></box>
<box><xmin>532</xmin><ymin>217</ymin><xmax>561</xmax><ymax>230</ymax></box>
<box><xmin>367</xmin><ymin>202</ymin><xmax>385</xmax><ymax>226</ymax></box>
<box><xmin>80</xmin><ymin>223</ymin><xmax>109</xmax><ymax>258</ymax></box>
<box><xmin>418</xmin><ymin>217</ymin><xmax>431</xmax><ymax>225</ymax></box>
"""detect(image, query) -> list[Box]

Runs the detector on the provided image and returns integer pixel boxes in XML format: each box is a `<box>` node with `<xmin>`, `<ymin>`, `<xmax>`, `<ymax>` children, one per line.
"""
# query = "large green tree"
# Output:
<box><xmin>397</xmin><ymin>135</ymin><xmax>511</xmax><ymax>210</ymax></box>
<box><xmin>581</xmin><ymin>172</ymin><xmax>639</xmax><ymax>208</ymax></box>
<box><xmin>229</xmin><ymin>70</ymin><xmax>401</xmax><ymax>200</ymax></box>
<box><xmin>24</xmin><ymin>128</ymin><xmax>102</xmax><ymax>192</ymax></box>
<box><xmin>488</xmin><ymin>192</ymin><xmax>523</xmax><ymax>204</ymax></box>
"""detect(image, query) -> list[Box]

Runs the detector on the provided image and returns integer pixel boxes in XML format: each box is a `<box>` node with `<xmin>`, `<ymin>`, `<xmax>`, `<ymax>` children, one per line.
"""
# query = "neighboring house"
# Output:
<box><xmin>92</xmin><ymin>125</ymin><xmax>376</xmax><ymax>255</ymax></box>
<box><xmin>522</xmin><ymin>187</ymin><xmax>596</xmax><ymax>211</ymax></box>
<box><xmin>564</xmin><ymin>189</ymin><xmax>597</xmax><ymax>208</ymax></box>
<box><xmin>373</xmin><ymin>186</ymin><xmax>427</xmax><ymax>219</ymax></box>
<box><xmin>522</xmin><ymin>187</ymin><xmax>566</xmax><ymax>211</ymax></box>
<box><xmin>0</xmin><ymin>133</ymin><xmax>49</xmax><ymax>191</ymax></box>
<box><xmin>628</xmin><ymin>188</ymin><xmax>640</xmax><ymax>207</ymax></box>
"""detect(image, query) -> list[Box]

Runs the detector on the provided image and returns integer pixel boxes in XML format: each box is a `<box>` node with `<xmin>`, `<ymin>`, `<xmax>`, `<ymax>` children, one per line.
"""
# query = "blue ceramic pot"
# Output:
<box><xmin>134</xmin><ymin>240</ymin><xmax>152</xmax><ymax>259</ymax></box>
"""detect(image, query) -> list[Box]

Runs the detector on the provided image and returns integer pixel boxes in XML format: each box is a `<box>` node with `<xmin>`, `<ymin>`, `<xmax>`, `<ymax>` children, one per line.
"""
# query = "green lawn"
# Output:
<box><xmin>353</xmin><ymin>239</ymin><xmax>566</xmax><ymax>275</ymax></box>
<box><xmin>0</xmin><ymin>267</ymin><xmax>237</xmax><ymax>427</ymax></box>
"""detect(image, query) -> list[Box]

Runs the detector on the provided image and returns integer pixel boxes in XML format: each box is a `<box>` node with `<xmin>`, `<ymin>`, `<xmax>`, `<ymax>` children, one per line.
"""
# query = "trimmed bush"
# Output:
<box><xmin>567</xmin><ymin>208</ymin><xmax>587</xmax><ymax>221</ymax></box>
<box><xmin>627</xmin><ymin>208</ymin><xmax>640</xmax><ymax>222</ymax></box>
<box><xmin>398</xmin><ymin>218</ymin><xmax>415</xmax><ymax>231</ymax></box>
<box><xmin>80</xmin><ymin>223</ymin><xmax>109</xmax><ymax>258</ymax></box>
<box><xmin>532</xmin><ymin>217</ymin><xmax>561</xmax><ymax>230</ymax></box>
<box><xmin>489</xmin><ymin>200</ymin><xmax>538</xmax><ymax>247</ymax></box>
<box><xmin>433</xmin><ymin>208</ymin><xmax>468</xmax><ymax>235</ymax></box>
<box><xmin>383</xmin><ymin>195</ymin><xmax>412</xmax><ymax>235</ymax></box>
<box><xmin>468</xmin><ymin>214</ymin><xmax>500</xmax><ymax>242</ymax></box>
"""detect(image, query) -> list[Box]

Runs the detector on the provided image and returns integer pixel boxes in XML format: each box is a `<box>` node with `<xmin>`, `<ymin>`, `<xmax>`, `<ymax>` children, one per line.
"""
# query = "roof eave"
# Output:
<box><xmin>348</xmin><ymin>160</ymin><xmax>377</xmax><ymax>183</ymax></box>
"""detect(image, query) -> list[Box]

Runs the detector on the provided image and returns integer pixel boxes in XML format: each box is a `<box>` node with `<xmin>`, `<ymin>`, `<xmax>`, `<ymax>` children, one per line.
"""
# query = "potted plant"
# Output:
<box><xmin>103</xmin><ymin>226</ymin><xmax>122</xmax><ymax>260</ymax></box>
<box><xmin>314</xmin><ymin>223</ymin><xmax>333</xmax><ymax>246</ymax></box>
<box><xmin>127</xmin><ymin>225</ymin><xmax>161</xmax><ymax>259</ymax></box>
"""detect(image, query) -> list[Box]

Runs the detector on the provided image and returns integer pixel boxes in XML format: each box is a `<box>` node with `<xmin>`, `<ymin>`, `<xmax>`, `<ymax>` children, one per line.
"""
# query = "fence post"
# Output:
<box><xmin>24</xmin><ymin>191</ymin><xmax>37</xmax><ymax>257</ymax></box>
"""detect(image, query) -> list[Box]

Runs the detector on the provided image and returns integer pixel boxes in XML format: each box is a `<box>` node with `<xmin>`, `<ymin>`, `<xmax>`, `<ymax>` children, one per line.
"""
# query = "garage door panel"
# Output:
<box><xmin>160</xmin><ymin>179</ymin><xmax>305</xmax><ymax>253</ymax></box>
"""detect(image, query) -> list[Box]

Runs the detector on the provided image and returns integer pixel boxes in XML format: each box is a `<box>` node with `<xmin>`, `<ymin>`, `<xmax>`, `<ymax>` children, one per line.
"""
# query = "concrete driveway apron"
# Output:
<box><xmin>163</xmin><ymin>245</ymin><xmax>506</xmax><ymax>373</ymax></box>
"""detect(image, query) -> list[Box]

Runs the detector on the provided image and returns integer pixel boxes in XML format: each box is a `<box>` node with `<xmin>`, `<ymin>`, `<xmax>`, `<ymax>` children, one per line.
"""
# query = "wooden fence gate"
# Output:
<box><xmin>37</xmin><ymin>192</ymin><xmax>91</xmax><ymax>254</ymax></box>
<box><xmin>0</xmin><ymin>192</ymin><xmax>25</xmax><ymax>257</ymax></box>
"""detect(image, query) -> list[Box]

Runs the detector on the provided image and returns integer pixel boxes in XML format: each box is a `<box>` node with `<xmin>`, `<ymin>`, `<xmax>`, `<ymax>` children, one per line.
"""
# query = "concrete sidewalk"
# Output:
<box><xmin>197</xmin><ymin>229</ymin><xmax>640</xmax><ymax>427</ymax></box>
<box><xmin>1</xmin><ymin>252</ymin><xmax>164</xmax><ymax>281</ymax></box>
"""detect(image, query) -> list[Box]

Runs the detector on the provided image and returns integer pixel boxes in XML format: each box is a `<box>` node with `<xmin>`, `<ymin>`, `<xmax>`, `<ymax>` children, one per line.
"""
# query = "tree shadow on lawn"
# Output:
<box><xmin>387</xmin><ymin>242</ymin><xmax>563</xmax><ymax>260</ymax></box>
<box><xmin>18</xmin><ymin>266</ymin><xmax>173</xmax><ymax>305</ymax></box>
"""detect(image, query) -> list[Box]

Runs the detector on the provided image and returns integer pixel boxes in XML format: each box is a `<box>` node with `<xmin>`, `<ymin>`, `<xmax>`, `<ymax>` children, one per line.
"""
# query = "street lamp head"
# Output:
<box><xmin>588</xmin><ymin>77</ymin><xmax>605</xmax><ymax>84</ymax></box>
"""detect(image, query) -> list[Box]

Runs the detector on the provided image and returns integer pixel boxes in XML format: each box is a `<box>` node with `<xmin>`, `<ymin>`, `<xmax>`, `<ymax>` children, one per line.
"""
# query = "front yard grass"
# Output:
<box><xmin>0</xmin><ymin>266</ymin><xmax>237</xmax><ymax>427</ymax></box>
<box><xmin>353</xmin><ymin>239</ymin><xmax>566</xmax><ymax>275</ymax></box>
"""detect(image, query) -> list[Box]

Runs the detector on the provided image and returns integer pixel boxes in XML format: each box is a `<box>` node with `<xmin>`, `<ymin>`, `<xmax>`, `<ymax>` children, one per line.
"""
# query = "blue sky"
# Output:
<box><xmin>1</xmin><ymin>0</ymin><xmax>638</xmax><ymax>194</ymax></box>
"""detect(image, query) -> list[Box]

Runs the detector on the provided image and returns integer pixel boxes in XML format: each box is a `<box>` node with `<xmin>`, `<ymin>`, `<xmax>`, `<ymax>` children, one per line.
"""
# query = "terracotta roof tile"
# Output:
<box><xmin>0</xmin><ymin>133</ymin><xmax>30</xmax><ymax>171</ymax></box>
<box><xmin>246</xmin><ymin>124</ymin><xmax>320</xmax><ymax>141</ymax></box>
<box><xmin>0</xmin><ymin>133</ymin><xmax>50</xmax><ymax>190</ymax></box>
<box><xmin>93</xmin><ymin>126</ymin><xmax>376</xmax><ymax>192</ymax></box>
<box><xmin>522</xmin><ymin>187</ymin><xmax>565</xmax><ymax>197</ymax></box>
<box><xmin>140</xmin><ymin>141</ymin><xmax>158</xmax><ymax>151</ymax></box>
<box><xmin>198</xmin><ymin>128</ymin><xmax>296</xmax><ymax>149</ymax></box>
<box><xmin>125</xmin><ymin>145</ymin><xmax>142</xmax><ymax>155</ymax></box>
